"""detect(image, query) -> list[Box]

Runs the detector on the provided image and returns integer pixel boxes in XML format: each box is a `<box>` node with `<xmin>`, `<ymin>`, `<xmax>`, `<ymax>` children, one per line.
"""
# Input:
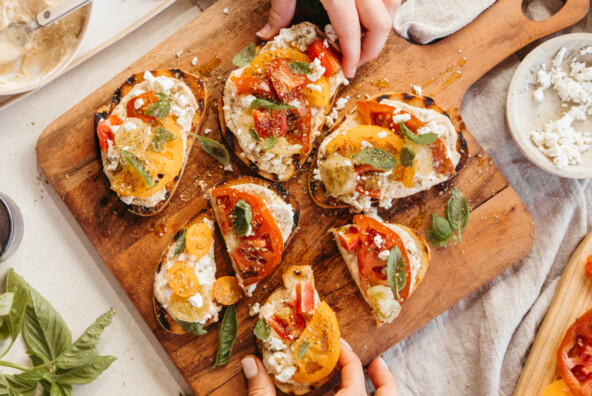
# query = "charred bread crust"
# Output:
<box><xmin>153</xmin><ymin>209</ymin><xmax>217</xmax><ymax>335</ymax></box>
<box><xmin>309</xmin><ymin>92</ymin><xmax>468</xmax><ymax>209</ymax></box>
<box><xmin>95</xmin><ymin>69</ymin><xmax>208</xmax><ymax>216</ymax></box>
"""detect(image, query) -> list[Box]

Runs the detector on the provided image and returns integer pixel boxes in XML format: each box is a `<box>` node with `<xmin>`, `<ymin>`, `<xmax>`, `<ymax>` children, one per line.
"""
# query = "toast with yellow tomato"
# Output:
<box><xmin>309</xmin><ymin>93</ymin><xmax>468</xmax><ymax>212</ymax></box>
<box><xmin>208</xmin><ymin>176</ymin><xmax>300</xmax><ymax>296</ymax></box>
<box><xmin>94</xmin><ymin>69</ymin><xmax>207</xmax><ymax>216</ymax></box>
<box><xmin>254</xmin><ymin>265</ymin><xmax>340</xmax><ymax>395</ymax></box>
<box><xmin>219</xmin><ymin>22</ymin><xmax>349</xmax><ymax>182</ymax></box>
<box><xmin>331</xmin><ymin>215</ymin><xmax>430</xmax><ymax>327</ymax></box>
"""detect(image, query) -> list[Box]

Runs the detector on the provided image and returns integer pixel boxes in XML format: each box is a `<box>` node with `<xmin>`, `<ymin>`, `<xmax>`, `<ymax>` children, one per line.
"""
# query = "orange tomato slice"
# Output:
<box><xmin>169</xmin><ymin>291</ymin><xmax>210</xmax><ymax>322</ymax></box>
<box><xmin>302</xmin><ymin>75</ymin><xmax>330</xmax><ymax>107</ymax></box>
<box><xmin>167</xmin><ymin>262</ymin><xmax>199</xmax><ymax>298</ymax></box>
<box><xmin>185</xmin><ymin>222</ymin><xmax>212</xmax><ymax>259</ymax></box>
<box><xmin>542</xmin><ymin>380</ymin><xmax>574</xmax><ymax>396</ymax></box>
<box><xmin>324</xmin><ymin>125</ymin><xmax>405</xmax><ymax>159</ymax></box>
<box><xmin>291</xmin><ymin>301</ymin><xmax>340</xmax><ymax>384</ymax></box>
<box><xmin>213</xmin><ymin>276</ymin><xmax>243</xmax><ymax>305</ymax></box>
<box><xmin>403</xmin><ymin>163</ymin><xmax>416</xmax><ymax>188</ymax></box>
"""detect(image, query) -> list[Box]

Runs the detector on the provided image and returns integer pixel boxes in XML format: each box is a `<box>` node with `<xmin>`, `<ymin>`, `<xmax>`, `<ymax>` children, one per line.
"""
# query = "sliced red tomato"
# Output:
<box><xmin>96</xmin><ymin>115</ymin><xmax>122</xmax><ymax>152</ymax></box>
<box><xmin>126</xmin><ymin>91</ymin><xmax>159</xmax><ymax>123</ymax></box>
<box><xmin>587</xmin><ymin>255</ymin><xmax>592</xmax><ymax>279</ymax></box>
<box><xmin>295</xmin><ymin>281</ymin><xmax>315</xmax><ymax>314</ymax></box>
<box><xmin>307</xmin><ymin>40</ymin><xmax>341</xmax><ymax>77</ymax></box>
<box><xmin>430</xmin><ymin>138</ymin><xmax>456</xmax><ymax>176</ymax></box>
<box><xmin>210</xmin><ymin>187</ymin><xmax>284</xmax><ymax>286</ymax></box>
<box><xmin>286</xmin><ymin>92</ymin><xmax>312</xmax><ymax>152</ymax></box>
<box><xmin>253</xmin><ymin>109</ymin><xmax>288</xmax><ymax>139</ymax></box>
<box><xmin>355</xmin><ymin>164</ymin><xmax>384</xmax><ymax>199</ymax></box>
<box><xmin>353</xmin><ymin>215</ymin><xmax>412</xmax><ymax>303</ymax></box>
<box><xmin>266</xmin><ymin>58</ymin><xmax>307</xmax><ymax>99</ymax></box>
<box><xmin>558</xmin><ymin>308</ymin><xmax>592</xmax><ymax>396</ymax></box>
<box><xmin>268</xmin><ymin>304</ymin><xmax>306</xmax><ymax>341</ymax></box>
<box><xmin>339</xmin><ymin>226</ymin><xmax>360</xmax><ymax>251</ymax></box>
<box><xmin>230</xmin><ymin>76</ymin><xmax>275</xmax><ymax>99</ymax></box>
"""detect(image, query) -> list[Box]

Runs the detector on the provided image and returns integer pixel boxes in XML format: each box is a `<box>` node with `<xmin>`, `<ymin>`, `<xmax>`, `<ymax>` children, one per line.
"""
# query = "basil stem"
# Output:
<box><xmin>212</xmin><ymin>305</ymin><xmax>237</xmax><ymax>368</ymax></box>
<box><xmin>352</xmin><ymin>148</ymin><xmax>396</xmax><ymax>171</ymax></box>
<box><xmin>400</xmin><ymin>121</ymin><xmax>438</xmax><ymax>145</ymax></box>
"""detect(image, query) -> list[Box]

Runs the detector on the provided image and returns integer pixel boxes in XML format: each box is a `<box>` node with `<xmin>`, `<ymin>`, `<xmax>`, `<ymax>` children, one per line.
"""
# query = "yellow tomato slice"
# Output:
<box><xmin>213</xmin><ymin>276</ymin><xmax>243</xmax><ymax>305</ymax></box>
<box><xmin>242</xmin><ymin>49</ymin><xmax>311</xmax><ymax>76</ymax></box>
<box><xmin>403</xmin><ymin>162</ymin><xmax>416</xmax><ymax>188</ymax></box>
<box><xmin>167</xmin><ymin>262</ymin><xmax>199</xmax><ymax>298</ymax></box>
<box><xmin>169</xmin><ymin>291</ymin><xmax>210</xmax><ymax>322</ymax></box>
<box><xmin>111</xmin><ymin>116</ymin><xmax>184</xmax><ymax>197</ymax></box>
<box><xmin>185</xmin><ymin>222</ymin><xmax>212</xmax><ymax>259</ymax></box>
<box><xmin>291</xmin><ymin>301</ymin><xmax>340</xmax><ymax>384</ymax></box>
<box><xmin>324</xmin><ymin>125</ymin><xmax>406</xmax><ymax>159</ymax></box>
<box><xmin>302</xmin><ymin>76</ymin><xmax>330</xmax><ymax>107</ymax></box>
<box><xmin>542</xmin><ymin>380</ymin><xmax>574</xmax><ymax>396</ymax></box>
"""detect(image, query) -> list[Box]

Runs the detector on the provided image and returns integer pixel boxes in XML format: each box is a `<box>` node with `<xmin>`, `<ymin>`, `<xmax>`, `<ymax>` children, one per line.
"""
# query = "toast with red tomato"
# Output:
<box><xmin>309</xmin><ymin>92</ymin><xmax>468</xmax><ymax>211</ymax></box>
<box><xmin>332</xmin><ymin>215</ymin><xmax>430</xmax><ymax>326</ymax></box>
<box><xmin>94</xmin><ymin>69</ymin><xmax>207</xmax><ymax>216</ymax></box>
<box><xmin>254</xmin><ymin>265</ymin><xmax>340</xmax><ymax>395</ymax></box>
<box><xmin>208</xmin><ymin>176</ymin><xmax>299</xmax><ymax>296</ymax></box>
<box><xmin>219</xmin><ymin>22</ymin><xmax>349</xmax><ymax>182</ymax></box>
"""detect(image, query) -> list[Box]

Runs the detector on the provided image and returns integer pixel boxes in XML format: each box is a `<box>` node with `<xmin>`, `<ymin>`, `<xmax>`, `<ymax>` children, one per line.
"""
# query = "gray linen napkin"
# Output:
<box><xmin>376</xmin><ymin>1</ymin><xmax>592</xmax><ymax>395</ymax></box>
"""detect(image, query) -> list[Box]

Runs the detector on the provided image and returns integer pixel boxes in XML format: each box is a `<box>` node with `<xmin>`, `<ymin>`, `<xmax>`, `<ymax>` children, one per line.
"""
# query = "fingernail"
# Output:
<box><xmin>378</xmin><ymin>356</ymin><xmax>389</xmax><ymax>370</ymax></box>
<box><xmin>256</xmin><ymin>24</ymin><xmax>271</xmax><ymax>38</ymax></box>
<box><xmin>340</xmin><ymin>338</ymin><xmax>352</xmax><ymax>351</ymax></box>
<box><xmin>241</xmin><ymin>357</ymin><xmax>258</xmax><ymax>379</ymax></box>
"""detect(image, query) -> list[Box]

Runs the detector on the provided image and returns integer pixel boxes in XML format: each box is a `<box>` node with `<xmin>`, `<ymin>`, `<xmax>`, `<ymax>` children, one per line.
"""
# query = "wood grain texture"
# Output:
<box><xmin>513</xmin><ymin>232</ymin><xmax>592</xmax><ymax>396</ymax></box>
<box><xmin>35</xmin><ymin>0</ymin><xmax>588</xmax><ymax>394</ymax></box>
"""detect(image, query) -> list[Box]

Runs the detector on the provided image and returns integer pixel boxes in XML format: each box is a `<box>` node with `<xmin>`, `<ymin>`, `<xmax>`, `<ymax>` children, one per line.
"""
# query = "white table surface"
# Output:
<box><xmin>0</xmin><ymin>0</ymin><xmax>203</xmax><ymax>394</ymax></box>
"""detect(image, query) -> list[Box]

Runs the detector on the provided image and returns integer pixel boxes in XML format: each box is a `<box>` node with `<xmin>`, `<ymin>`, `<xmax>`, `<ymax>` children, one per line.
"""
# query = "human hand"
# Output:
<box><xmin>241</xmin><ymin>339</ymin><xmax>398</xmax><ymax>396</ymax></box>
<box><xmin>256</xmin><ymin>0</ymin><xmax>401</xmax><ymax>78</ymax></box>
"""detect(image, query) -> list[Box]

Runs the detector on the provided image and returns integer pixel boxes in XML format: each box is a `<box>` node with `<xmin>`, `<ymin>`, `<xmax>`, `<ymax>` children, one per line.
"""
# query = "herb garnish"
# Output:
<box><xmin>195</xmin><ymin>135</ymin><xmax>231</xmax><ymax>166</ymax></box>
<box><xmin>232</xmin><ymin>42</ymin><xmax>256</xmax><ymax>67</ymax></box>
<box><xmin>262</xmin><ymin>135</ymin><xmax>278</xmax><ymax>150</ymax></box>
<box><xmin>426</xmin><ymin>188</ymin><xmax>470</xmax><ymax>247</ymax></box>
<box><xmin>250</xmin><ymin>98</ymin><xmax>296</xmax><ymax>110</ymax></box>
<box><xmin>352</xmin><ymin>148</ymin><xmax>396</xmax><ymax>171</ymax></box>
<box><xmin>177</xmin><ymin>320</ymin><xmax>207</xmax><ymax>336</ymax></box>
<box><xmin>426</xmin><ymin>214</ymin><xmax>453</xmax><ymax>247</ymax></box>
<box><xmin>253</xmin><ymin>319</ymin><xmax>271</xmax><ymax>341</ymax></box>
<box><xmin>151</xmin><ymin>126</ymin><xmax>176</xmax><ymax>152</ymax></box>
<box><xmin>121</xmin><ymin>149</ymin><xmax>157</xmax><ymax>190</ymax></box>
<box><xmin>212</xmin><ymin>305</ymin><xmax>237</xmax><ymax>368</ymax></box>
<box><xmin>145</xmin><ymin>92</ymin><xmax>172</xmax><ymax>119</ymax></box>
<box><xmin>173</xmin><ymin>227</ymin><xmax>187</xmax><ymax>256</ymax></box>
<box><xmin>297</xmin><ymin>341</ymin><xmax>310</xmax><ymax>360</ymax></box>
<box><xmin>400</xmin><ymin>147</ymin><xmax>416</xmax><ymax>167</ymax></box>
<box><xmin>232</xmin><ymin>199</ymin><xmax>252</xmax><ymax>237</ymax></box>
<box><xmin>400</xmin><ymin>121</ymin><xmax>438</xmax><ymax>145</ymax></box>
<box><xmin>289</xmin><ymin>62</ymin><xmax>311</xmax><ymax>75</ymax></box>
<box><xmin>386</xmin><ymin>246</ymin><xmax>406</xmax><ymax>300</ymax></box>
<box><xmin>249</xmin><ymin>128</ymin><xmax>260</xmax><ymax>142</ymax></box>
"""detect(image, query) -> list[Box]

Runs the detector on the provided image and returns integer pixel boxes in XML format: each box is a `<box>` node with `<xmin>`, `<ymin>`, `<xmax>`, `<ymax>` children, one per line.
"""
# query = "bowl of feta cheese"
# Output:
<box><xmin>506</xmin><ymin>33</ymin><xmax>592</xmax><ymax>179</ymax></box>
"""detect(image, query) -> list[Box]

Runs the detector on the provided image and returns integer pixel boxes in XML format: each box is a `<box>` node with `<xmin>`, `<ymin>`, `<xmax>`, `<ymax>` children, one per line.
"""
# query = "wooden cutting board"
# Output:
<box><xmin>35</xmin><ymin>0</ymin><xmax>588</xmax><ymax>394</ymax></box>
<box><xmin>514</xmin><ymin>232</ymin><xmax>592</xmax><ymax>395</ymax></box>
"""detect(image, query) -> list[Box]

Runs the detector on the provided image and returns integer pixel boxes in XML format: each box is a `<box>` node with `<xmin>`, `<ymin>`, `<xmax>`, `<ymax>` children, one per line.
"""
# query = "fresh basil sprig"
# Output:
<box><xmin>195</xmin><ymin>135</ymin><xmax>231</xmax><ymax>166</ymax></box>
<box><xmin>386</xmin><ymin>246</ymin><xmax>406</xmax><ymax>300</ymax></box>
<box><xmin>249</xmin><ymin>128</ymin><xmax>260</xmax><ymax>142</ymax></box>
<box><xmin>177</xmin><ymin>320</ymin><xmax>207</xmax><ymax>336</ymax></box>
<box><xmin>233</xmin><ymin>42</ymin><xmax>256</xmax><ymax>67</ymax></box>
<box><xmin>352</xmin><ymin>148</ymin><xmax>396</xmax><ymax>171</ymax></box>
<box><xmin>262</xmin><ymin>135</ymin><xmax>278</xmax><ymax>150</ymax></box>
<box><xmin>400</xmin><ymin>147</ymin><xmax>415</xmax><ymax>168</ymax></box>
<box><xmin>0</xmin><ymin>269</ymin><xmax>116</xmax><ymax>394</ymax></box>
<box><xmin>297</xmin><ymin>341</ymin><xmax>310</xmax><ymax>360</ymax></box>
<box><xmin>233</xmin><ymin>199</ymin><xmax>252</xmax><ymax>237</ymax></box>
<box><xmin>121</xmin><ymin>149</ymin><xmax>157</xmax><ymax>190</ymax></box>
<box><xmin>250</xmin><ymin>98</ymin><xmax>296</xmax><ymax>110</ymax></box>
<box><xmin>173</xmin><ymin>227</ymin><xmax>187</xmax><ymax>257</ymax></box>
<box><xmin>426</xmin><ymin>188</ymin><xmax>470</xmax><ymax>247</ymax></box>
<box><xmin>151</xmin><ymin>126</ymin><xmax>176</xmax><ymax>152</ymax></box>
<box><xmin>289</xmin><ymin>62</ymin><xmax>311</xmax><ymax>75</ymax></box>
<box><xmin>212</xmin><ymin>305</ymin><xmax>237</xmax><ymax>369</ymax></box>
<box><xmin>426</xmin><ymin>214</ymin><xmax>453</xmax><ymax>247</ymax></box>
<box><xmin>145</xmin><ymin>92</ymin><xmax>172</xmax><ymax>119</ymax></box>
<box><xmin>253</xmin><ymin>319</ymin><xmax>270</xmax><ymax>341</ymax></box>
<box><xmin>400</xmin><ymin>121</ymin><xmax>438</xmax><ymax>145</ymax></box>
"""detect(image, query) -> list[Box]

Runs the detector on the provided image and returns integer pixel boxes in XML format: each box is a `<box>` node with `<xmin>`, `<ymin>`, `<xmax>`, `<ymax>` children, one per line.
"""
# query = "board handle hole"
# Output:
<box><xmin>521</xmin><ymin>0</ymin><xmax>564</xmax><ymax>21</ymax></box>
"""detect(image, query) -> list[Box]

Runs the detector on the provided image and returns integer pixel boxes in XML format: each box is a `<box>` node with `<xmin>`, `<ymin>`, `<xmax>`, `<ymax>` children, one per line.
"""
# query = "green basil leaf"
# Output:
<box><xmin>233</xmin><ymin>199</ymin><xmax>252</xmax><ymax>237</ymax></box>
<box><xmin>52</xmin><ymin>355</ymin><xmax>116</xmax><ymax>385</ymax></box>
<box><xmin>0</xmin><ymin>373</ymin><xmax>37</xmax><ymax>396</ymax></box>
<box><xmin>232</xmin><ymin>42</ymin><xmax>256</xmax><ymax>67</ymax></box>
<box><xmin>426</xmin><ymin>229</ymin><xmax>451</xmax><ymax>247</ymax></box>
<box><xmin>386</xmin><ymin>246</ymin><xmax>406</xmax><ymax>298</ymax></box>
<box><xmin>446</xmin><ymin>188</ymin><xmax>470</xmax><ymax>233</ymax></box>
<box><xmin>253</xmin><ymin>319</ymin><xmax>270</xmax><ymax>341</ymax></box>
<box><xmin>250</xmin><ymin>98</ymin><xmax>296</xmax><ymax>110</ymax></box>
<box><xmin>49</xmin><ymin>382</ymin><xmax>71</xmax><ymax>396</ymax></box>
<box><xmin>54</xmin><ymin>309</ymin><xmax>116</xmax><ymax>369</ymax></box>
<box><xmin>13</xmin><ymin>367</ymin><xmax>45</xmax><ymax>383</ymax></box>
<box><xmin>212</xmin><ymin>305</ymin><xmax>237</xmax><ymax>368</ymax></box>
<box><xmin>431</xmin><ymin>213</ymin><xmax>453</xmax><ymax>241</ymax></box>
<box><xmin>145</xmin><ymin>92</ymin><xmax>171</xmax><ymax>119</ymax></box>
<box><xmin>249</xmin><ymin>128</ymin><xmax>260</xmax><ymax>142</ymax></box>
<box><xmin>400</xmin><ymin>147</ymin><xmax>416</xmax><ymax>168</ymax></box>
<box><xmin>297</xmin><ymin>341</ymin><xmax>310</xmax><ymax>360</ymax></box>
<box><xmin>197</xmin><ymin>136</ymin><xmax>230</xmax><ymax>166</ymax></box>
<box><xmin>173</xmin><ymin>227</ymin><xmax>187</xmax><ymax>257</ymax></box>
<box><xmin>289</xmin><ymin>62</ymin><xmax>311</xmax><ymax>75</ymax></box>
<box><xmin>0</xmin><ymin>293</ymin><xmax>14</xmax><ymax>317</ymax></box>
<box><xmin>400</xmin><ymin>121</ymin><xmax>438</xmax><ymax>145</ymax></box>
<box><xmin>177</xmin><ymin>320</ymin><xmax>207</xmax><ymax>336</ymax></box>
<box><xmin>4</xmin><ymin>269</ymin><xmax>29</xmax><ymax>344</ymax></box>
<box><xmin>352</xmin><ymin>148</ymin><xmax>396</xmax><ymax>171</ymax></box>
<box><xmin>23</xmin><ymin>285</ymin><xmax>72</xmax><ymax>363</ymax></box>
<box><xmin>120</xmin><ymin>150</ymin><xmax>156</xmax><ymax>189</ymax></box>
<box><xmin>262</xmin><ymin>135</ymin><xmax>278</xmax><ymax>150</ymax></box>
<box><xmin>151</xmin><ymin>126</ymin><xmax>177</xmax><ymax>152</ymax></box>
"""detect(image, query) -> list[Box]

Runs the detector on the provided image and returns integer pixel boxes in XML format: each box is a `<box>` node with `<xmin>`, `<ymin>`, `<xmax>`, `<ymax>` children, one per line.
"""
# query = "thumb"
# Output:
<box><xmin>257</xmin><ymin>0</ymin><xmax>296</xmax><ymax>40</ymax></box>
<box><xmin>241</xmin><ymin>355</ymin><xmax>276</xmax><ymax>396</ymax></box>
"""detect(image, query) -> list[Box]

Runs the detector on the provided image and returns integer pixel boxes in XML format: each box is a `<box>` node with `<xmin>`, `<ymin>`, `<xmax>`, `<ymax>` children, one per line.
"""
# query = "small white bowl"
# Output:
<box><xmin>506</xmin><ymin>33</ymin><xmax>592</xmax><ymax>179</ymax></box>
<box><xmin>0</xmin><ymin>3</ymin><xmax>92</xmax><ymax>95</ymax></box>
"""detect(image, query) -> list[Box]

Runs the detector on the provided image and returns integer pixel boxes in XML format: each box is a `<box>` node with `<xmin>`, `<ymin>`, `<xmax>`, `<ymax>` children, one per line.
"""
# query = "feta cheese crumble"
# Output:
<box><xmin>191</xmin><ymin>56</ymin><xmax>198</xmax><ymax>66</ymax></box>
